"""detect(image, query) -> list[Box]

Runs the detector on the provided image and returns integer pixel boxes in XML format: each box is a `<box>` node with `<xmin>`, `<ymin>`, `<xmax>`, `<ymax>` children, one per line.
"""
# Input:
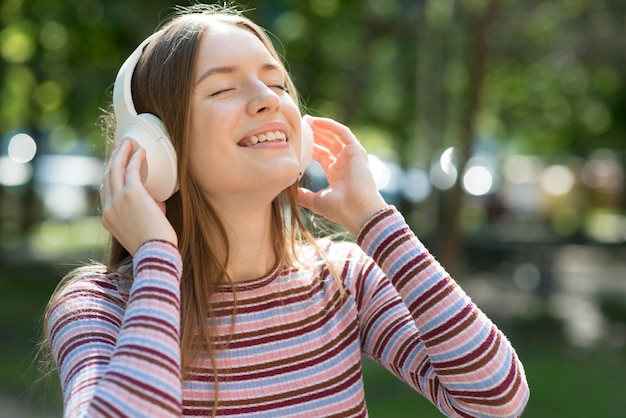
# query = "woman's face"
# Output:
<box><xmin>188</xmin><ymin>22</ymin><xmax>303</xmax><ymax>203</ymax></box>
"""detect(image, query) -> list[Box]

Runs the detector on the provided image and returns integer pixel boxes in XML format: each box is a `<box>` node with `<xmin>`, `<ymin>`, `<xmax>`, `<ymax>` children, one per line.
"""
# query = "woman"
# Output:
<box><xmin>44</xmin><ymin>4</ymin><xmax>529</xmax><ymax>417</ymax></box>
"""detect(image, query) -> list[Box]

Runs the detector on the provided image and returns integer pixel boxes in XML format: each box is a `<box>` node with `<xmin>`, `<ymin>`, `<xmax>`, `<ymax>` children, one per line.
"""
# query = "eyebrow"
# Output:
<box><xmin>195</xmin><ymin>63</ymin><xmax>283</xmax><ymax>86</ymax></box>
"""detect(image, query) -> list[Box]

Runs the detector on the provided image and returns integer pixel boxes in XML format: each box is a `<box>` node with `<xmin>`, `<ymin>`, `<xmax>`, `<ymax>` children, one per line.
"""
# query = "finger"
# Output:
<box><xmin>311</xmin><ymin>142</ymin><xmax>336</xmax><ymax>170</ymax></box>
<box><xmin>100</xmin><ymin>141</ymin><xmax>126</xmax><ymax>207</ymax></box>
<box><xmin>311</xmin><ymin>127</ymin><xmax>344</xmax><ymax>156</ymax></box>
<box><xmin>108</xmin><ymin>140</ymin><xmax>133</xmax><ymax>193</ymax></box>
<box><xmin>306</xmin><ymin>116</ymin><xmax>360</xmax><ymax>148</ymax></box>
<box><xmin>125</xmin><ymin>146</ymin><xmax>146</xmax><ymax>187</ymax></box>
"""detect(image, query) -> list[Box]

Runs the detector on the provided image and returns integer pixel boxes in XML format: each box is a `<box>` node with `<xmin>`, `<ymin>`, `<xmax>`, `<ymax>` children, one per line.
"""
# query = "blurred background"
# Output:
<box><xmin>1</xmin><ymin>0</ymin><xmax>625</xmax><ymax>416</ymax></box>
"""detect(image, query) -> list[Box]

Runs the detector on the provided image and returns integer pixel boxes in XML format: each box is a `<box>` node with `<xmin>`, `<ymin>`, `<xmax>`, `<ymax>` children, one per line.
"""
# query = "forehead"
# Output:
<box><xmin>196</xmin><ymin>22</ymin><xmax>278</xmax><ymax>66</ymax></box>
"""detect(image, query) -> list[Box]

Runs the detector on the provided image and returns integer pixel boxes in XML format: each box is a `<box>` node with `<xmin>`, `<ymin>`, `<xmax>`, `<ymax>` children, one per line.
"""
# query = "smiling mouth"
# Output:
<box><xmin>239</xmin><ymin>130</ymin><xmax>287</xmax><ymax>147</ymax></box>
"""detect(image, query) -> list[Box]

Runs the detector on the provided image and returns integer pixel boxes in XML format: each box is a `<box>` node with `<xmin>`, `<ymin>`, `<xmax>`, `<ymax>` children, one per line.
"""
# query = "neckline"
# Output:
<box><xmin>215</xmin><ymin>263</ymin><xmax>294</xmax><ymax>293</ymax></box>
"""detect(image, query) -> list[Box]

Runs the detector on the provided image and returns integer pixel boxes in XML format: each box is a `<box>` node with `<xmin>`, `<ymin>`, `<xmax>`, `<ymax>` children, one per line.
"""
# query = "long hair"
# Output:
<box><xmin>109</xmin><ymin>4</ymin><xmax>314</xmax><ymax>380</ymax></box>
<box><xmin>42</xmin><ymin>4</ymin><xmax>339</xmax><ymax>412</ymax></box>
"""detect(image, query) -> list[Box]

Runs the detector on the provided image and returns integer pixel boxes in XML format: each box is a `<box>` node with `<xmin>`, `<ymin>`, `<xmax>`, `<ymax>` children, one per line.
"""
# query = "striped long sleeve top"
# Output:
<box><xmin>47</xmin><ymin>207</ymin><xmax>529</xmax><ymax>417</ymax></box>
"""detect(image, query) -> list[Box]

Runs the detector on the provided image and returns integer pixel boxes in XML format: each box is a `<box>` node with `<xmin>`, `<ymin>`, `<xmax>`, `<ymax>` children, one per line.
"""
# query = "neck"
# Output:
<box><xmin>210</xmin><ymin>193</ymin><xmax>278</xmax><ymax>282</ymax></box>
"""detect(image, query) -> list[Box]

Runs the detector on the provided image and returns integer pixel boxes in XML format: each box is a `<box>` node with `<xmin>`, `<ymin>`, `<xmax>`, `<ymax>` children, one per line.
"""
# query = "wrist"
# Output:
<box><xmin>346</xmin><ymin>195</ymin><xmax>388</xmax><ymax>236</ymax></box>
<box><xmin>130</xmin><ymin>232</ymin><xmax>178</xmax><ymax>256</ymax></box>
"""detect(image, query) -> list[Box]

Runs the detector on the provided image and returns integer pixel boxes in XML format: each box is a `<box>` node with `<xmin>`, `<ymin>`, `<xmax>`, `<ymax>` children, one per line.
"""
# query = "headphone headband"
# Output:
<box><xmin>113</xmin><ymin>32</ymin><xmax>160</xmax><ymax>130</ymax></box>
<box><xmin>111</xmin><ymin>32</ymin><xmax>180</xmax><ymax>202</ymax></box>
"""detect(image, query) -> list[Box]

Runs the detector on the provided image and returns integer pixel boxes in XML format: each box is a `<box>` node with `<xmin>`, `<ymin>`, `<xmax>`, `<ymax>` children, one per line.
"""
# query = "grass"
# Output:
<box><xmin>1</xmin><ymin>250</ymin><xmax>625</xmax><ymax>417</ymax></box>
<box><xmin>362</xmin><ymin>340</ymin><xmax>626</xmax><ymax>418</ymax></box>
<box><xmin>0</xmin><ymin>260</ymin><xmax>64</xmax><ymax>416</ymax></box>
<box><xmin>517</xmin><ymin>343</ymin><xmax>625</xmax><ymax>418</ymax></box>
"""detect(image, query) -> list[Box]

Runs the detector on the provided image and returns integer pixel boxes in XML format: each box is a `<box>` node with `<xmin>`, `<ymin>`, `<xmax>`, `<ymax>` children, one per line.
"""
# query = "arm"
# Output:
<box><xmin>298</xmin><ymin>117</ymin><xmax>528</xmax><ymax>417</ymax></box>
<box><xmin>47</xmin><ymin>240</ymin><xmax>183</xmax><ymax>417</ymax></box>
<box><xmin>355</xmin><ymin>207</ymin><xmax>529</xmax><ymax>417</ymax></box>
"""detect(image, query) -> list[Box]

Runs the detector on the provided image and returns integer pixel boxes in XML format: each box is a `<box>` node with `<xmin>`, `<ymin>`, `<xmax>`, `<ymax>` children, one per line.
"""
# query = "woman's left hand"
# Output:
<box><xmin>297</xmin><ymin>116</ymin><xmax>387</xmax><ymax>236</ymax></box>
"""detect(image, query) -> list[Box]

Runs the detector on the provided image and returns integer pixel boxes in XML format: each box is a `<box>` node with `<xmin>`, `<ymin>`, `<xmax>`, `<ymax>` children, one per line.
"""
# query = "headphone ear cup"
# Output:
<box><xmin>116</xmin><ymin>113</ymin><xmax>178</xmax><ymax>201</ymax></box>
<box><xmin>299</xmin><ymin>118</ymin><xmax>314</xmax><ymax>177</ymax></box>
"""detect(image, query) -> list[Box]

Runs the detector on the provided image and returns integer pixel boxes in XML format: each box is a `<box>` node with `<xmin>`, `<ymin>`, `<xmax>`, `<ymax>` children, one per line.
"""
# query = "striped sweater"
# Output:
<box><xmin>47</xmin><ymin>207</ymin><xmax>529</xmax><ymax>417</ymax></box>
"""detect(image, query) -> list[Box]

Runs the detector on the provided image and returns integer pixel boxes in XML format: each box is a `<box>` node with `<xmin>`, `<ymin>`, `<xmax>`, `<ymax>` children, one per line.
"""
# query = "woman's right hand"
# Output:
<box><xmin>99</xmin><ymin>140</ymin><xmax>178</xmax><ymax>255</ymax></box>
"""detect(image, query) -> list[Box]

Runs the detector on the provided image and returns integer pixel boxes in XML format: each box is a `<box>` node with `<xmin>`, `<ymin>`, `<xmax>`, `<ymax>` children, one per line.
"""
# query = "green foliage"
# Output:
<box><xmin>1</xmin><ymin>0</ymin><xmax>624</xmax><ymax>160</ymax></box>
<box><xmin>482</xmin><ymin>0</ymin><xmax>626</xmax><ymax>157</ymax></box>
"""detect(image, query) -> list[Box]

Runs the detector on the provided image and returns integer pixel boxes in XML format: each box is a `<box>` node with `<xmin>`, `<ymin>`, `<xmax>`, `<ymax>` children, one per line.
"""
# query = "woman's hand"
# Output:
<box><xmin>100</xmin><ymin>140</ymin><xmax>178</xmax><ymax>255</ymax></box>
<box><xmin>297</xmin><ymin>116</ymin><xmax>388</xmax><ymax>236</ymax></box>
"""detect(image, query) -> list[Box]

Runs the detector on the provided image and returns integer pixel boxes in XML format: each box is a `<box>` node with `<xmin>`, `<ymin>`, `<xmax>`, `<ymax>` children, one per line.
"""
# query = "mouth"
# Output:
<box><xmin>238</xmin><ymin>130</ymin><xmax>288</xmax><ymax>147</ymax></box>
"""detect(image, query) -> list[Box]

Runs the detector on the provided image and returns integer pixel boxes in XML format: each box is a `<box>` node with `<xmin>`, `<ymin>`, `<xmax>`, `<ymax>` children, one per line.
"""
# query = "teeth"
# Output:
<box><xmin>248</xmin><ymin>130</ymin><xmax>286</xmax><ymax>146</ymax></box>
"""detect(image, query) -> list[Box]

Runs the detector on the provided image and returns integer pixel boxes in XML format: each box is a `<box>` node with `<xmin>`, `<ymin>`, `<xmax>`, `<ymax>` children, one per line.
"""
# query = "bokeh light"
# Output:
<box><xmin>7</xmin><ymin>132</ymin><xmax>37</xmax><ymax>163</ymax></box>
<box><xmin>539</xmin><ymin>164</ymin><xmax>575</xmax><ymax>196</ymax></box>
<box><xmin>0</xmin><ymin>157</ymin><xmax>32</xmax><ymax>186</ymax></box>
<box><xmin>368</xmin><ymin>154</ymin><xmax>391</xmax><ymax>190</ymax></box>
<box><xmin>462</xmin><ymin>155</ymin><xmax>497</xmax><ymax>196</ymax></box>
<box><xmin>503</xmin><ymin>155</ymin><xmax>543</xmax><ymax>185</ymax></box>
<box><xmin>430</xmin><ymin>147</ymin><xmax>458</xmax><ymax>190</ymax></box>
<box><xmin>581</xmin><ymin>149</ymin><xmax>624</xmax><ymax>192</ymax></box>
<box><xmin>463</xmin><ymin>165</ymin><xmax>494</xmax><ymax>196</ymax></box>
<box><xmin>403</xmin><ymin>166</ymin><xmax>431</xmax><ymax>203</ymax></box>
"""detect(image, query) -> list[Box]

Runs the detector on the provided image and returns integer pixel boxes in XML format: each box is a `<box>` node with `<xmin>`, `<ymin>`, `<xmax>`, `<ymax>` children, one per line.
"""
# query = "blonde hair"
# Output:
<box><xmin>42</xmin><ymin>4</ymin><xmax>340</xmax><ymax>414</ymax></box>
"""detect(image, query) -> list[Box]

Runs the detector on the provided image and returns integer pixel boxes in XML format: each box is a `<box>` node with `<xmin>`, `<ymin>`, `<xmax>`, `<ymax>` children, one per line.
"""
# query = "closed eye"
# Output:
<box><xmin>210</xmin><ymin>88</ymin><xmax>235</xmax><ymax>97</ymax></box>
<box><xmin>270</xmin><ymin>84</ymin><xmax>288</xmax><ymax>93</ymax></box>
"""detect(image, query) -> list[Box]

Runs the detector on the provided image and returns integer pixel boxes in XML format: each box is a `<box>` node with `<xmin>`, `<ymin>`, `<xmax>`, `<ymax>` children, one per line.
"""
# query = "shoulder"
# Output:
<box><xmin>49</xmin><ymin>263</ymin><xmax>132</xmax><ymax>318</ymax></box>
<box><xmin>302</xmin><ymin>237</ymin><xmax>368</xmax><ymax>266</ymax></box>
<box><xmin>299</xmin><ymin>237</ymin><xmax>378</xmax><ymax>289</ymax></box>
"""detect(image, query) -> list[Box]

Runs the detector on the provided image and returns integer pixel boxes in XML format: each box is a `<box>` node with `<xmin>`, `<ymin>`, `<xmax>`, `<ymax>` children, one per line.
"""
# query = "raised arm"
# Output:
<box><xmin>298</xmin><ymin>117</ymin><xmax>529</xmax><ymax>417</ymax></box>
<box><xmin>47</xmin><ymin>240</ymin><xmax>183</xmax><ymax>417</ymax></box>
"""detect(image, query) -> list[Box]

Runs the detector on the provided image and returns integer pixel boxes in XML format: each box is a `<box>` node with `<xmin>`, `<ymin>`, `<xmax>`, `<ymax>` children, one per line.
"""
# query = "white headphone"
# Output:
<box><xmin>113</xmin><ymin>33</ymin><xmax>313</xmax><ymax>202</ymax></box>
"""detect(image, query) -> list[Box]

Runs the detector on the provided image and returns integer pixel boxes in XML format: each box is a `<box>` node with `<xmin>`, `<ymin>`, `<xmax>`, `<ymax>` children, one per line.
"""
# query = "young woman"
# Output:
<box><xmin>43</xmin><ymin>5</ymin><xmax>529</xmax><ymax>417</ymax></box>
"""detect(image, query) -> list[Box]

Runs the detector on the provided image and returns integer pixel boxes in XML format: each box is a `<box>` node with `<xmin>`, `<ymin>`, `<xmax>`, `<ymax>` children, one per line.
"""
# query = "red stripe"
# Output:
<box><xmin>92</xmin><ymin>396</ymin><xmax>127</xmax><ymax>417</ymax></box>
<box><xmin>119</xmin><ymin>343</ymin><xmax>180</xmax><ymax>369</ymax></box>
<box><xmin>212</xmin><ymin>298</ymin><xmax>350</xmax><ymax>351</ymax></box>
<box><xmin>407</xmin><ymin>276</ymin><xmax>452</xmax><ymax>314</ymax></box>
<box><xmin>371</xmin><ymin>228</ymin><xmax>404</xmax><ymax>260</ymax></box>
<box><xmin>214</xmin><ymin>366</ymin><xmax>363</xmax><ymax>416</ymax></box>
<box><xmin>421</xmin><ymin>303</ymin><xmax>474</xmax><ymax>341</ymax></box>
<box><xmin>448</xmin><ymin>352</ymin><xmax>518</xmax><ymax>398</ymax></box>
<box><xmin>432</xmin><ymin>327</ymin><xmax>497</xmax><ymax>369</ymax></box>
<box><xmin>124</xmin><ymin>314</ymin><xmax>179</xmax><ymax>338</ymax></box>
<box><xmin>194</xmin><ymin>325</ymin><xmax>360</xmax><ymax>383</ymax></box>
<box><xmin>361</xmin><ymin>294</ymin><xmax>404</xmax><ymax>344</ymax></box>
<box><xmin>107</xmin><ymin>370</ymin><xmax>182</xmax><ymax>407</ymax></box>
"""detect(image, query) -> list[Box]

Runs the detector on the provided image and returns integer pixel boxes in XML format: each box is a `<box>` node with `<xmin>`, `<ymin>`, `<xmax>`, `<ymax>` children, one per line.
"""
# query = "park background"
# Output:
<box><xmin>1</xmin><ymin>0</ymin><xmax>625</xmax><ymax>416</ymax></box>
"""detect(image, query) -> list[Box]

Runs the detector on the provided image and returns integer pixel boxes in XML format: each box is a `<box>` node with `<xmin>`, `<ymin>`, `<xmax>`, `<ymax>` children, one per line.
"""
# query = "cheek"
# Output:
<box><xmin>188</xmin><ymin>141</ymin><xmax>218</xmax><ymax>174</ymax></box>
<box><xmin>187</xmin><ymin>152</ymin><xmax>222</xmax><ymax>195</ymax></box>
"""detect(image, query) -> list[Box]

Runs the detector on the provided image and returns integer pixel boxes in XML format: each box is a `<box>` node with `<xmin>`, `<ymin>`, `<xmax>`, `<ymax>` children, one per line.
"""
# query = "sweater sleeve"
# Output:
<box><xmin>354</xmin><ymin>207</ymin><xmax>529</xmax><ymax>418</ymax></box>
<box><xmin>47</xmin><ymin>240</ymin><xmax>183</xmax><ymax>417</ymax></box>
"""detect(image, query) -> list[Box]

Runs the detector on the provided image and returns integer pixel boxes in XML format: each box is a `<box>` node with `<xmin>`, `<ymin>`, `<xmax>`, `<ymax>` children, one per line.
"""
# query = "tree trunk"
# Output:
<box><xmin>439</xmin><ymin>0</ymin><xmax>501</xmax><ymax>275</ymax></box>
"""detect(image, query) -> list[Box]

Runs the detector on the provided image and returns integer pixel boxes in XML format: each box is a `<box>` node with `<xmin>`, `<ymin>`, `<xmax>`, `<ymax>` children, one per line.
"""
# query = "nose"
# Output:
<box><xmin>247</xmin><ymin>81</ymin><xmax>281</xmax><ymax>116</ymax></box>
